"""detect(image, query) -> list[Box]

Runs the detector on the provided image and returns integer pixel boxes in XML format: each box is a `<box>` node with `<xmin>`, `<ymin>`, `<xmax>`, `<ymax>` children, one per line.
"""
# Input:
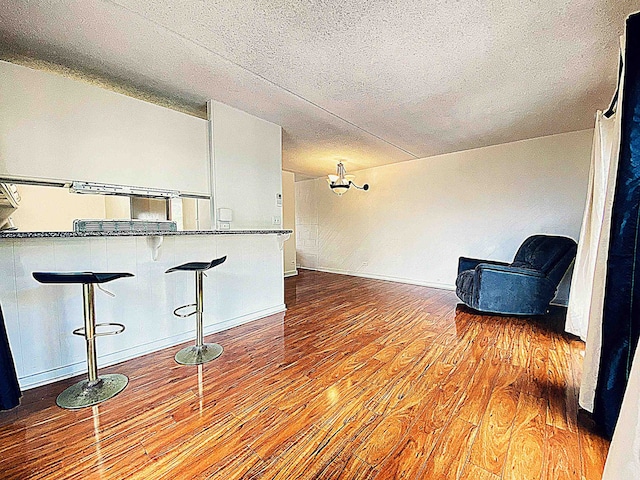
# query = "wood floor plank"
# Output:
<box><xmin>459</xmin><ymin>463</ymin><xmax>500</xmax><ymax>480</ymax></box>
<box><xmin>455</xmin><ymin>355</ymin><xmax>500</xmax><ymax>426</ymax></box>
<box><xmin>544</xmin><ymin>424</ymin><xmax>581</xmax><ymax>480</ymax></box>
<box><xmin>502</xmin><ymin>392</ymin><xmax>547</xmax><ymax>480</ymax></box>
<box><xmin>523</xmin><ymin>341</ymin><xmax>548</xmax><ymax>398</ymax></box>
<box><xmin>417</xmin><ymin>417</ymin><xmax>477</xmax><ymax>479</ymax></box>
<box><xmin>320</xmin><ymin>452</ymin><xmax>379</xmax><ymax>480</ymax></box>
<box><xmin>366</xmin><ymin>340</ymin><xmax>445</xmax><ymax>415</ymax></box>
<box><xmin>578</xmin><ymin>411</ymin><xmax>610</xmax><ymax>480</ymax></box>
<box><xmin>510</xmin><ymin>321</ymin><xmax>532</xmax><ymax>368</ymax></box>
<box><xmin>261</xmin><ymin>407</ymin><xmax>379</xmax><ymax>480</ymax></box>
<box><xmin>0</xmin><ymin>270</ymin><xmax>608</xmax><ymax>479</ymax></box>
<box><xmin>374</xmin><ymin>421</ymin><xmax>443</xmax><ymax>479</ymax></box>
<box><xmin>203</xmin><ymin>446</ymin><xmax>263</xmax><ymax>480</ymax></box>
<box><xmin>468</xmin><ymin>362</ymin><xmax>521</xmax><ymax>475</ymax></box>
<box><xmin>546</xmin><ymin>347</ymin><xmax>572</xmax><ymax>431</ymax></box>
<box><xmin>353</xmin><ymin>406</ymin><xmax>415</xmax><ymax>467</ymax></box>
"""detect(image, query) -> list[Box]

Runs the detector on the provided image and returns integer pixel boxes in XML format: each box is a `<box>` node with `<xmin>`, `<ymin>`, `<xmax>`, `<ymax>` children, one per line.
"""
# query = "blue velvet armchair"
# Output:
<box><xmin>455</xmin><ymin>235</ymin><xmax>577</xmax><ymax>315</ymax></box>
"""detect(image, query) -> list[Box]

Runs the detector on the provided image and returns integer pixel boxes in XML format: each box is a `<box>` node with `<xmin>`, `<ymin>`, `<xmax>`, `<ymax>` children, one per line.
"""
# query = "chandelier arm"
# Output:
<box><xmin>349</xmin><ymin>181</ymin><xmax>369</xmax><ymax>191</ymax></box>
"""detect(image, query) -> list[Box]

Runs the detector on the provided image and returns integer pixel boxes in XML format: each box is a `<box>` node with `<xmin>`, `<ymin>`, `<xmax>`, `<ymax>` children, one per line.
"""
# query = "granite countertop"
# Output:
<box><xmin>0</xmin><ymin>229</ymin><xmax>293</xmax><ymax>239</ymax></box>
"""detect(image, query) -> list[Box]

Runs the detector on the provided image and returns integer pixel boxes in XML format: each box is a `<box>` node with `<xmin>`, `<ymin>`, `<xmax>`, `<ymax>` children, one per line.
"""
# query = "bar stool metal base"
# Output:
<box><xmin>56</xmin><ymin>373</ymin><xmax>129</xmax><ymax>410</ymax></box>
<box><xmin>174</xmin><ymin>343</ymin><xmax>223</xmax><ymax>365</ymax></box>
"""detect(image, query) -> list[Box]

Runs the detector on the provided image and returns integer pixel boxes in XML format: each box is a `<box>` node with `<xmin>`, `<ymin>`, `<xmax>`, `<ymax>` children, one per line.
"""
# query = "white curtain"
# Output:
<box><xmin>565</xmin><ymin>112</ymin><xmax>617</xmax><ymax>341</ymax></box>
<box><xmin>571</xmin><ymin>36</ymin><xmax>626</xmax><ymax>413</ymax></box>
<box><xmin>603</xmin><ymin>344</ymin><xmax>640</xmax><ymax>479</ymax></box>
<box><xmin>580</xmin><ymin>109</ymin><xmax>621</xmax><ymax>412</ymax></box>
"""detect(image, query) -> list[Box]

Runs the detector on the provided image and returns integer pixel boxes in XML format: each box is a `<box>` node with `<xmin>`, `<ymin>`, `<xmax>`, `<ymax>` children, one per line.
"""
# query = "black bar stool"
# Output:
<box><xmin>32</xmin><ymin>271</ymin><xmax>133</xmax><ymax>409</ymax></box>
<box><xmin>166</xmin><ymin>256</ymin><xmax>226</xmax><ymax>365</ymax></box>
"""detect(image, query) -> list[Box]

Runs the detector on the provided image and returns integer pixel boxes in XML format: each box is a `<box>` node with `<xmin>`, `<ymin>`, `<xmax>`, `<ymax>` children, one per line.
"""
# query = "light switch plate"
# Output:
<box><xmin>272</xmin><ymin>215</ymin><xmax>281</xmax><ymax>225</ymax></box>
<box><xmin>218</xmin><ymin>208</ymin><xmax>233</xmax><ymax>222</ymax></box>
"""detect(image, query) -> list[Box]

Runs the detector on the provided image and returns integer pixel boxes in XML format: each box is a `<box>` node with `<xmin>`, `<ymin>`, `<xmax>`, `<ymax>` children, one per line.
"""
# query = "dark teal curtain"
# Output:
<box><xmin>0</xmin><ymin>304</ymin><xmax>20</xmax><ymax>410</ymax></box>
<box><xmin>593</xmin><ymin>12</ymin><xmax>640</xmax><ymax>439</ymax></box>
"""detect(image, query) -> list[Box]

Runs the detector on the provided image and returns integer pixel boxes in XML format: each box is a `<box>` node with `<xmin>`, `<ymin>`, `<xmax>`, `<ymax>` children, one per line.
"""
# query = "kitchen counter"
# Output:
<box><xmin>0</xmin><ymin>229</ymin><xmax>292</xmax><ymax>238</ymax></box>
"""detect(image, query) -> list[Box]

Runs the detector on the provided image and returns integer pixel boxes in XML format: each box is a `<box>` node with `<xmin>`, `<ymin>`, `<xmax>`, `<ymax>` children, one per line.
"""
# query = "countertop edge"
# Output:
<box><xmin>0</xmin><ymin>229</ymin><xmax>293</xmax><ymax>239</ymax></box>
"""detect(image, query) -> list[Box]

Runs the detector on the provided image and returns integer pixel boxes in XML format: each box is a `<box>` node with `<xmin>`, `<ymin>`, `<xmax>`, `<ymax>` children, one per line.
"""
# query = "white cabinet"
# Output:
<box><xmin>0</xmin><ymin>61</ymin><xmax>209</xmax><ymax>196</ymax></box>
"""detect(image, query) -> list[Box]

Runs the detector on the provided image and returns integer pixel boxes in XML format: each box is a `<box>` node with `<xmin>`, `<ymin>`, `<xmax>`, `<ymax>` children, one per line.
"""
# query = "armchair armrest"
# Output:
<box><xmin>458</xmin><ymin>256</ymin><xmax>509</xmax><ymax>275</ymax></box>
<box><xmin>474</xmin><ymin>264</ymin><xmax>555</xmax><ymax>315</ymax></box>
<box><xmin>476</xmin><ymin>263</ymin><xmax>545</xmax><ymax>278</ymax></box>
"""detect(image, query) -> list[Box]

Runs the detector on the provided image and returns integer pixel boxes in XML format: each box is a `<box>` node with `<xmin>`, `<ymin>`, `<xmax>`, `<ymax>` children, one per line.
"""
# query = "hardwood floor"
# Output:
<box><xmin>0</xmin><ymin>270</ymin><xmax>609</xmax><ymax>479</ymax></box>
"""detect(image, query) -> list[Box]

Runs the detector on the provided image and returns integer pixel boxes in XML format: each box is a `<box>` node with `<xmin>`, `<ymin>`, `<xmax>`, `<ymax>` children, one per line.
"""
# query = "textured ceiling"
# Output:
<box><xmin>1</xmin><ymin>1</ymin><xmax>638</xmax><ymax>179</ymax></box>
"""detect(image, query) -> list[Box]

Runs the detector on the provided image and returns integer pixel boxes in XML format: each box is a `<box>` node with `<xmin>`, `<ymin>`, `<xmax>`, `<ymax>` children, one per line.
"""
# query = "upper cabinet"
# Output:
<box><xmin>0</xmin><ymin>61</ymin><xmax>209</xmax><ymax>196</ymax></box>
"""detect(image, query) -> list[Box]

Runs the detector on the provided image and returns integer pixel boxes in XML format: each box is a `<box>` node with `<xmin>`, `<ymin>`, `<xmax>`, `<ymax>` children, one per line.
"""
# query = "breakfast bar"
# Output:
<box><xmin>0</xmin><ymin>229</ymin><xmax>291</xmax><ymax>390</ymax></box>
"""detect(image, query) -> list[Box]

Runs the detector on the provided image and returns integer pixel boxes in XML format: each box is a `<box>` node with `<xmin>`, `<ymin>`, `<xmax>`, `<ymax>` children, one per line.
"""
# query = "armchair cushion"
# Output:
<box><xmin>455</xmin><ymin>235</ymin><xmax>577</xmax><ymax>315</ymax></box>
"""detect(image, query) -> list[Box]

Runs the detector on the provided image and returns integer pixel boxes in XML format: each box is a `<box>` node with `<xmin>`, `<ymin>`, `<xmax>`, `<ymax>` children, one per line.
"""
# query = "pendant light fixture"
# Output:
<box><xmin>326</xmin><ymin>162</ymin><xmax>369</xmax><ymax>196</ymax></box>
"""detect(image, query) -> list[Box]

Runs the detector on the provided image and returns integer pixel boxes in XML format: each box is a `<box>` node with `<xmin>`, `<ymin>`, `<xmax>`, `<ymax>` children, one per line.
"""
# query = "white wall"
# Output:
<box><xmin>11</xmin><ymin>184</ymin><xmax>107</xmax><ymax>231</ymax></box>
<box><xmin>295</xmin><ymin>179</ymin><xmax>319</xmax><ymax>269</ymax></box>
<box><xmin>296</xmin><ymin>129</ymin><xmax>592</xmax><ymax>301</ymax></box>
<box><xmin>282</xmin><ymin>171</ymin><xmax>297</xmax><ymax>276</ymax></box>
<box><xmin>209</xmin><ymin>100</ymin><xmax>283</xmax><ymax>229</ymax></box>
<box><xmin>0</xmin><ymin>60</ymin><xmax>209</xmax><ymax>195</ymax></box>
<box><xmin>104</xmin><ymin>196</ymin><xmax>132</xmax><ymax>220</ymax></box>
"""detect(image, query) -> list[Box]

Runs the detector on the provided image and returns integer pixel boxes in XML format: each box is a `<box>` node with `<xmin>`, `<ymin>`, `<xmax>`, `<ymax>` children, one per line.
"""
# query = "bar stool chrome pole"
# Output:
<box><xmin>84</xmin><ymin>283</ymin><xmax>99</xmax><ymax>386</ymax></box>
<box><xmin>32</xmin><ymin>272</ymin><xmax>133</xmax><ymax>409</ymax></box>
<box><xmin>166</xmin><ymin>257</ymin><xmax>226</xmax><ymax>365</ymax></box>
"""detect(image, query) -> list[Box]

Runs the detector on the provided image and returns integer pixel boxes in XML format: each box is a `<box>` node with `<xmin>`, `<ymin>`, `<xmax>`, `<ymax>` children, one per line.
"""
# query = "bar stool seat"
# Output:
<box><xmin>165</xmin><ymin>257</ymin><xmax>227</xmax><ymax>274</ymax></box>
<box><xmin>32</xmin><ymin>271</ymin><xmax>133</xmax><ymax>409</ymax></box>
<box><xmin>33</xmin><ymin>272</ymin><xmax>133</xmax><ymax>284</ymax></box>
<box><xmin>166</xmin><ymin>256</ymin><xmax>226</xmax><ymax>365</ymax></box>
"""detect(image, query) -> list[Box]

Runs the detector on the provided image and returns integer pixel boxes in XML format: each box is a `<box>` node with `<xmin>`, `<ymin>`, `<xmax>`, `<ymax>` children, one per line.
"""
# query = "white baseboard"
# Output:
<box><xmin>19</xmin><ymin>304</ymin><xmax>286</xmax><ymax>390</ymax></box>
<box><xmin>300</xmin><ymin>266</ymin><xmax>455</xmax><ymax>291</ymax></box>
<box><xmin>284</xmin><ymin>269</ymin><xmax>298</xmax><ymax>278</ymax></box>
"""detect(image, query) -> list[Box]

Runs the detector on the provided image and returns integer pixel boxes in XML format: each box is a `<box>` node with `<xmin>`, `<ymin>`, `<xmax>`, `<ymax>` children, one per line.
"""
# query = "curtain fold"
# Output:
<box><xmin>566</xmin><ymin>112</ymin><xmax>617</xmax><ymax>341</ymax></box>
<box><xmin>0</xmin><ymin>304</ymin><xmax>21</xmax><ymax>411</ymax></box>
<box><xmin>578</xmin><ymin>110</ymin><xmax>622</xmax><ymax>412</ymax></box>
